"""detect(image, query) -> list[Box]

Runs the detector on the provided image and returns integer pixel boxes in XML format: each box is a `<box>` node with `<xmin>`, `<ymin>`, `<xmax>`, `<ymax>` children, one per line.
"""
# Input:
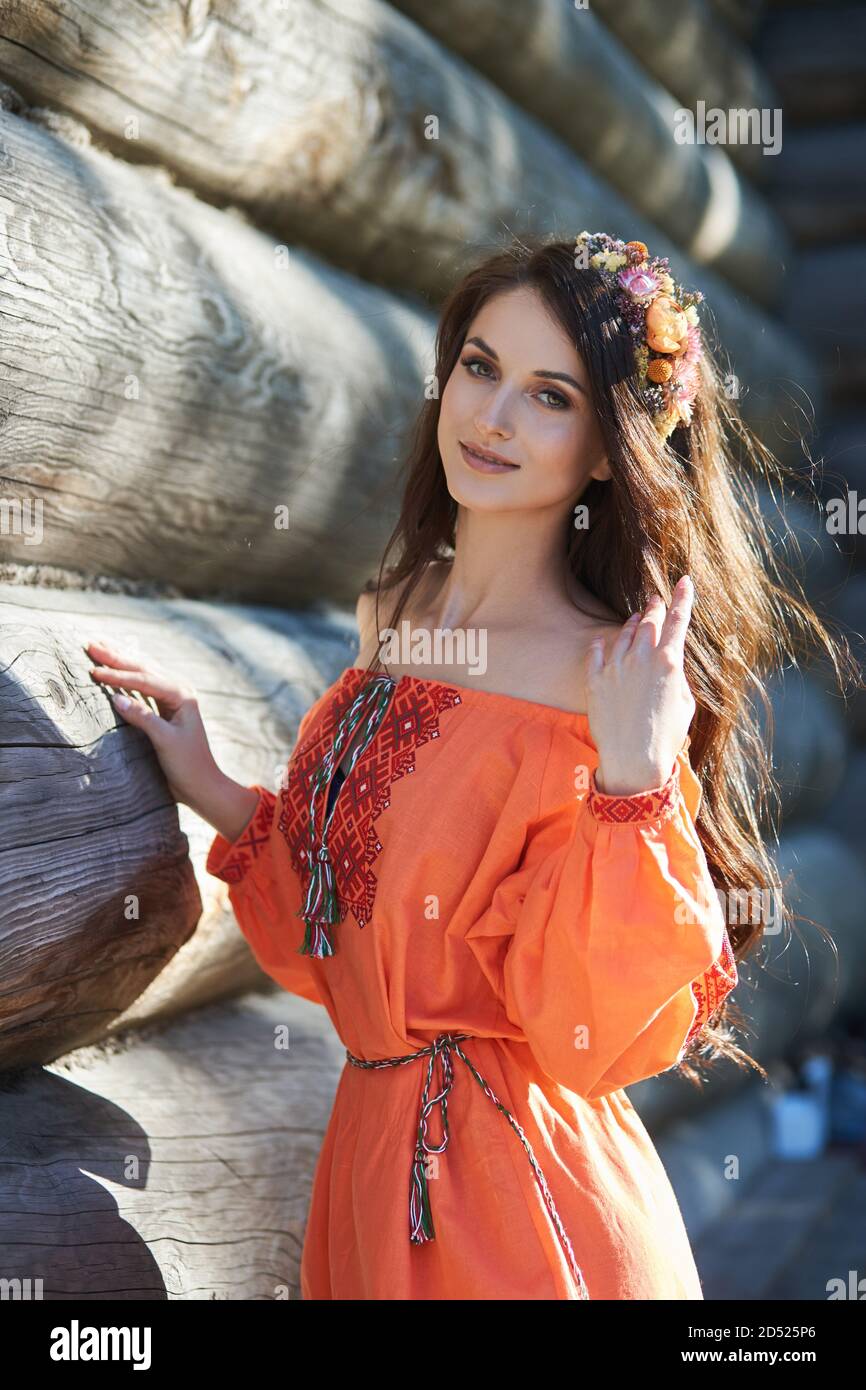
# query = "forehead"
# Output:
<box><xmin>465</xmin><ymin>287</ymin><xmax>587</xmax><ymax>384</ymax></box>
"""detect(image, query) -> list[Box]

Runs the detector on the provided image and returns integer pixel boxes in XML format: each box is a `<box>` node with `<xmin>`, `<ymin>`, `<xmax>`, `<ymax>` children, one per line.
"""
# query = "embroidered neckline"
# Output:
<box><xmin>341</xmin><ymin>666</ymin><xmax>591</xmax><ymax>728</ymax></box>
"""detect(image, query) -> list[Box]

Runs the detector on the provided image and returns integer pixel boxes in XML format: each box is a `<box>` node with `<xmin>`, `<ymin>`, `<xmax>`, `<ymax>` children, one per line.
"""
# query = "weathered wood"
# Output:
<box><xmin>823</xmin><ymin>748</ymin><xmax>866</xmax><ymax>863</ymax></box>
<box><xmin>758</xmin><ymin>5</ymin><xmax>866</xmax><ymax>124</ymax></box>
<box><xmin>0</xmin><ymin>990</ymin><xmax>343</xmax><ymax>1299</ymax></box>
<box><xmin>0</xmin><ymin>0</ymin><xmax>776</xmax><ymax>294</ymax></box>
<box><xmin>765</xmin><ymin>828</ymin><xmax>866</xmax><ymax>1036</ymax></box>
<box><xmin>0</xmin><ymin>581</ymin><xmax>357</xmax><ymax>1070</ymax></box>
<box><xmin>829</xmin><ymin>573</ymin><xmax>866</xmax><ymax>741</ymax></box>
<box><xmin>0</xmin><ymin>3</ymin><xmax>823</xmax><ymax>461</ymax></box>
<box><xmin>0</xmin><ymin>108</ymin><xmax>431</xmax><ymax>607</ymax></box>
<box><xmin>390</xmin><ymin>0</ymin><xmax>787</xmax><ymax>305</ymax></box>
<box><xmin>762</xmin><ymin>124</ymin><xmax>866</xmax><ymax>245</ymax></box>
<box><xmin>755</xmin><ymin>669</ymin><xmax>849</xmax><ymax>826</ymax></box>
<box><xmin>591</xmin><ymin>0</ymin><xmax>776</xmax><ymax>178</ymax></box>
<box><xmin>0</xmin><ymin>114</ymin><xmax>825</xmax><ymax>608</ymax></box>
<box><xmin>708</xmin><ymin>0</ymin><xmax>764</xmax><ymax>41</ymax></box>
<box><xmin>756</xmin><ymin>482</ymin><xmax>849</xmax><ymax>611</ymax></box>
<box><xmin>814</xmin><ymin>410</ymin><xmax>866</xmax><ymax>575</ymax></box>
<box><xmin>782</xmin><ymin>245</ymin><xmax>866</xmax><ymax>400</ymax></box>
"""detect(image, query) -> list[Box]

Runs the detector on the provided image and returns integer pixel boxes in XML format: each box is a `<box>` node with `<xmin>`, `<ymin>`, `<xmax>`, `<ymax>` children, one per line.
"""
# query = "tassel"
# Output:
<box><xmin>409</xmin><ymin>1147</ymin><xmax>436</xmax><ymax>1244</ymax></box>
<box><xmin>297</xmin><ymin>845</ymin><xmax>339</xmax><ymax>958</ymax></box>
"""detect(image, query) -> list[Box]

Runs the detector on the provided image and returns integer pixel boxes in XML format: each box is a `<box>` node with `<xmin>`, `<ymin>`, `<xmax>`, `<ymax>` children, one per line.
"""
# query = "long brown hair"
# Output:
<box><xmin>358</xmin><ymin>235</ymin><xmax>861</xmax><ymax>1085</ymax></box>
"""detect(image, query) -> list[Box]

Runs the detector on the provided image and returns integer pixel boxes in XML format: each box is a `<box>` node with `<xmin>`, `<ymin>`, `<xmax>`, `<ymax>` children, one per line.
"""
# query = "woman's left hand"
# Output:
<box><xmin>584</xmin><ymin>575</ymin><xmax>696</xmax><ymax>796</ymax></box>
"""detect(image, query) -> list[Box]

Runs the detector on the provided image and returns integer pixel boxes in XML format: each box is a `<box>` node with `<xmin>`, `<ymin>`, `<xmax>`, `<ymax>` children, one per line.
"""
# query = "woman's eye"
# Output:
<box><xmin>461</xmin><ymin>355</ymin><xmax>493</xmax><ymax>378</ymax></box>
<box><xmin>460</xmin><ymin>356</ymin><xmax>569</xmax><ymax>410</ymax></box>
<box><xmin>537</xmin><ymin>388</ymin><xmax>569</xmax><ymax>410</ymax></box>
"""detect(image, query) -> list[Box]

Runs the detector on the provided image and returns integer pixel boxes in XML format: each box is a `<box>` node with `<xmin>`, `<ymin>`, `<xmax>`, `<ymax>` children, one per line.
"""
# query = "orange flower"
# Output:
<box><xmin>645</xmin><ymin>296</ymin><xmax>689</xmax><ymax>355</ymax></box>
<box><xmin>647</xmin><ymin>358</ymin><xmax>673</xmax><ymax>383</ymax></box>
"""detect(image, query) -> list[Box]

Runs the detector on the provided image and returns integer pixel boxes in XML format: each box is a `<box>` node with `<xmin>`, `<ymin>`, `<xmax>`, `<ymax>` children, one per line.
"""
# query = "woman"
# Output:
<box><xmin>86</xmin><ymin>232</ymin><xmax>855</xmax><ymax>1299</ymax></box>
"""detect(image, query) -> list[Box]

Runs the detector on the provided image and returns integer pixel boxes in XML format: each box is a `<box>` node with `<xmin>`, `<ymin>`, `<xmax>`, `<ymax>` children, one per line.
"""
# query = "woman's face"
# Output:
<box><xmin>437</xmin><ymin>286</ymin><xmax>611</xmax><ymax>514</ymax></box>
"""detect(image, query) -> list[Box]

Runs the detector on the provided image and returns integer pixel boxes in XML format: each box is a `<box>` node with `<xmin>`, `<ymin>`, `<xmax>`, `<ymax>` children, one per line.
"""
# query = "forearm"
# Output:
<box><xmin>183</xmin><ymin>766</ymin><xmax>262</xmax><ymax>843</ymax></box>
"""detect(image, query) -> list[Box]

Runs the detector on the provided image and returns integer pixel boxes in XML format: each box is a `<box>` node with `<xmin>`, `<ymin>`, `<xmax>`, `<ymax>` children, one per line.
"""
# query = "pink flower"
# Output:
<box><xmin>681</xmin><ymin>324</ymin><xmax>702</xmax><ymax>366</ymax></box>
<box><xmin>666</xmin><ymin>356</ymin><xmax>701</xmax><ymax>425</ymax></box>
<box><xmin>618</xmin><ymin>266</ymin><xmax>659</xmax><ymax>298</ymax></box>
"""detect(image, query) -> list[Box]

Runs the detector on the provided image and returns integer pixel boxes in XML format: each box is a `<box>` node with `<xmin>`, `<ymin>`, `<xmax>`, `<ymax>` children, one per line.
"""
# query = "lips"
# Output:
<box><xmin>460</xmin><ymin>442</ymin><xmax>519</xmax><ymax>473</ymax></box>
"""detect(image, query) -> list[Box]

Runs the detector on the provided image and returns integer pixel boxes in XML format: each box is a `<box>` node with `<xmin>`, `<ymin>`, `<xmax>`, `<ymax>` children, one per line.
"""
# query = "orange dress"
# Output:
<box><xmin>205</xmin><ymin>666</ymin><xmax>737</xmax><ymax>1300</ymax></box>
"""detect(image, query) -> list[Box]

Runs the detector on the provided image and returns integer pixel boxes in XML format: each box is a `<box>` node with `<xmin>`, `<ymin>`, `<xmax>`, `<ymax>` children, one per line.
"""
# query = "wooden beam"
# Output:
<box><xmin>0</xmin><ymin>582</ymin><xmax>356</xmax><ymax>1070</ymax></box>
<box><xmin>0</xmin><ymin>988</ymin><xmax>342</xmax><ymax>1299</ymax></box>
<box><xmin>0</xmin><ymin>108</ymin><xmax>432</xmax><ymax>605</ymax></box>
<box><xmin>391</xmin><ymin>0</ymin><xmax>788</xmax><ymax>306</ymax></box>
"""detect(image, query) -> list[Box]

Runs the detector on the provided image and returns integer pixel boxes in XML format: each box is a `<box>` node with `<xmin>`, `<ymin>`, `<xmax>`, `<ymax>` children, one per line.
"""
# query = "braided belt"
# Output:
<box><xmin>345</xmin><ymin>1031</ymin><xmax>590</xmax><ymax>1299</ymax></box>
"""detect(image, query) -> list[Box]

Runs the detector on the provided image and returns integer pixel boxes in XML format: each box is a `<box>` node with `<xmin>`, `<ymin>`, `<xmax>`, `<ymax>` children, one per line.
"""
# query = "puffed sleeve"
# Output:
<box><xmin>206</xmin><ymin>779</ymin><xmax>325</xmax><ymax>1008</ymax></box>
<box><xmin>497</xmin><ymin>744</ymin><xmax>737</xmax><ymax>1100</ymax></box>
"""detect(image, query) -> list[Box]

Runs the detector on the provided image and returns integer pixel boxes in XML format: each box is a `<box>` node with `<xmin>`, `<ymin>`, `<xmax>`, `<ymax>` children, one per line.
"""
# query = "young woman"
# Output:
<box><xmin>86</xmin><ymin>232</ymin><xmax>855</xmax><ymax>1300</ymax></box>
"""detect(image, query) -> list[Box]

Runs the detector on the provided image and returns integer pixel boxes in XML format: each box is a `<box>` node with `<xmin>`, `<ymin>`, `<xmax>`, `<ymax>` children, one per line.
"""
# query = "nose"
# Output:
<box><xmin>473</xmin><ymin>382</ymin><xmax>514</xmax><ymax>439</ymax></box>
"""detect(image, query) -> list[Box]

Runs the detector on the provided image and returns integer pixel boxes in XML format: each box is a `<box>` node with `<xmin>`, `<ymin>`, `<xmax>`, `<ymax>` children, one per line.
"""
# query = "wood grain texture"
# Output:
<box><xmin>0</xmin><ymin>989</ymin><xmax>344</xmax><ymax>1299</ymax></box>
<box><xmin>0</xmin><ymin>2</ymin><xmax>823</xmax><ymax>470</ymax></box>
<box><xmin>782</xmin><ymin>245</ymin><xmax>866</xmax><ymax>400</ymax></box>
<box><xmin>391</xmin><ymin>0</ymin><xmax>787</xmax><ymax>306</ymax></box>
<box><xmin>758</xmin><ymin>4</ymin><xmax>866</xmax><ymax>124</ymax></box>
<box><xmin>0</xmin><ymin>106</ymin><xmax>431</xmax><ymax>605</ymax></box>
<box><xmin>592</xmin><ymin>0</ymin><xmax>777</xmax><ymax>177</ymax></box>
<box><xmin>0</xmin><ymin>581</ymin><xmax>357</xmax><ymax>1070</ymax></box>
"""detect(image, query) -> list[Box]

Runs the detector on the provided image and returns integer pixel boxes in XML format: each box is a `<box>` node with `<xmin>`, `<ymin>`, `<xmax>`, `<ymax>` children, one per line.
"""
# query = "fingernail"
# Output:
<box><xmin>111</xmin><ymin>693</ymin><xmax>130</xmax><ymax>710</ymax></box>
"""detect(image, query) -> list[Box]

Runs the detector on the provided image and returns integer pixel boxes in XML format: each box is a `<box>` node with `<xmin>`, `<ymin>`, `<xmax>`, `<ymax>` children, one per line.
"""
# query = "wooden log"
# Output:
<box><xmin>591</xmin><ymin>0</ymin><xmax>777</xmax><ymax>178</ymax></box>
<box><xmin>753</xmin><ymin>669</ymin><xmax>849</xmax><ymax>826</ymax></box>
<box><xmin>0</xmin><ymin>112</ymin><xmax>825</xmax><ymax>605</ymax></box>
<box><xmin>758</xmin><ymin>5</ymin><xmax>866</xmax><ymax>124</ymax></box>
<box><xmin>762</xmin><ymin>124</ymin><xmax>866</xmax><ymax>245</ymax></box>
<box><xmin>756</xmin><ymin>482</ymin><xmax>849</xmax><ymax>612</ymax></box>
<box><xmin>829</xmin><ymin>573</ymin><xmax>866</xmax><ymax>741</ymax></box>
<box><xmin>814</xmin><ymin>410</ymin><xmax>866</xmax><ymax>574</ymax></box>
<box><xmin>0</xmin><ymin>0</ymin><xmax>778</xmax><ymax>297</ymax></box>
<box><xmin>782</xmin><ymin>244</ymin><xmax>866</xmax><ymax>401</ymax></box>
<box><xmin>822</xmin><ymin>748</ymin><xmax>866</xmax><ymax>863</ymax></box>
<box><xmin>760</xmin><ymin>828</ymin><xmax>866</xmax><ymax>1042</ymax></box>
<box><xmin>708</xmin><ymin>0</ymin><xmax>765</xmax><ymax>41</ymax></box>
<box><xmin>0</xmin><ymin>107</ymin><xmax>432</xmax><ymax>608</ymax></box>
<box><xmin>390</xmin><ymin>0</ymin><xmax>787</xmax><ymax>306</ymax></box>
<box><xmin>0</xmin><ymin>581</ymin><xmax>357</xmax><ymax>1071</ymax></box>
<box><xmin>0</xmin><ymin>3</ymin><xmax>822</xmax><ymax>448</ymax></box>
<box><xmin>0</xmin><ymin>989</ymin><xmax>343</xmax><ymax>1299</ymax></box>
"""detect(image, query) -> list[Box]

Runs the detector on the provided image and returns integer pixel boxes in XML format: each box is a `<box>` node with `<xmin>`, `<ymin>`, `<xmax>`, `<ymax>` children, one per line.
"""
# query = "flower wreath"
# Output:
<box><xmin>574</xmin><ymin>230</ymin><xmax>706</xmax><ymax>440</ymax></box>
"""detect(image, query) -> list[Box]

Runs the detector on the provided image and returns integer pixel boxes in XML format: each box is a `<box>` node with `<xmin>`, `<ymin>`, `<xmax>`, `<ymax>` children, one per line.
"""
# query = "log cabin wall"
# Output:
<box><xmin>0</xmin><ymin>0</ymin><xmax>863</xmax><ymax>1299</ymax></box>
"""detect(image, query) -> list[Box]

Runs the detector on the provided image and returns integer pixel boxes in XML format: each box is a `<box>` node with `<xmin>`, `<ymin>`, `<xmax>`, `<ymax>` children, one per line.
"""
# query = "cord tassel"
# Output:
<box><xmin>346</xmin><ymin>1033</ymin><xmax>590</xmax><ymax>1298</ymax></box>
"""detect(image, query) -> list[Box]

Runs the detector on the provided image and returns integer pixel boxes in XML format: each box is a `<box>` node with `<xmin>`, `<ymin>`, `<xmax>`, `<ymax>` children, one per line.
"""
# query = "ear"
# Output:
<box><xmin>590</xmin><ymin>456</ymin><xmax>612</xmax><ymax>482</ymax></box>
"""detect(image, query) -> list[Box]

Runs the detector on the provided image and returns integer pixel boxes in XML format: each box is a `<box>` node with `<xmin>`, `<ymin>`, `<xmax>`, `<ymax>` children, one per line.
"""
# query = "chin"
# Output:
<box><xmin>442</xmin><ymin>465</ymin><xmax>526</xmax><ymax>512</ymax></box>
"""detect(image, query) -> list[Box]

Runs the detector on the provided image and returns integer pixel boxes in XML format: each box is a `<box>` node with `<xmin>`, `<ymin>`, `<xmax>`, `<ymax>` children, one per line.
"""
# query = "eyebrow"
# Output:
<box><xmin>464</xmin><ymin>336</ymin><xmax>588</xmax><ymax>397</ymax></box>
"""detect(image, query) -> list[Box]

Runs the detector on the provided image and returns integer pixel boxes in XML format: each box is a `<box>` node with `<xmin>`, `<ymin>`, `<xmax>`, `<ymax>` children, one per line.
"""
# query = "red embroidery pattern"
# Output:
<box><xmin>209</xmin><ymin>786</ymin><xmax>276</xmax><ymax>886</ymax></box>
<box><xmin>684</xmin><ymin>929</ymin><xmax>739</xmax><ymax>1051</ymax></box>
<box><xmin>586</xmin><ymin>761</ymin><xmax>680</xmax><ymax>825</ymax></box>
<box><xmin>279</xmin><ymin>672</ymin><xmax>463</xmax><ymax>929</ymax></box>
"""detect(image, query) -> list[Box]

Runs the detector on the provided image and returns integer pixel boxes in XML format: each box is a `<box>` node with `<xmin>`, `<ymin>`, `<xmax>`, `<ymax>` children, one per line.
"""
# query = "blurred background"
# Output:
<box><xmin>0</xmin><ymin>0</ymin><xmax>864</xmax><ymax>1301</ymax></box>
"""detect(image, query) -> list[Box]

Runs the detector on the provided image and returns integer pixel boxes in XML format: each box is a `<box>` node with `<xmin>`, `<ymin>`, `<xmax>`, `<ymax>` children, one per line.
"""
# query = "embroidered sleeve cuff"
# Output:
<box><xmin>586</xmin><ymin>759</ymin><xmax>681</xmax><ymax>826</ymax></box>
<box><xmin>205</xmin><ymin>784</ymin><xmax>276</xmax><ymax>885</ymax></box>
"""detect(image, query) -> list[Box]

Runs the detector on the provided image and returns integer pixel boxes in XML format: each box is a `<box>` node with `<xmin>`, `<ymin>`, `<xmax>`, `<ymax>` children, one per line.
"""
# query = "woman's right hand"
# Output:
<box><xmin>85</xmin><ymin>639</ymin><xmax>222</xmax><ymax>810</ymax></box>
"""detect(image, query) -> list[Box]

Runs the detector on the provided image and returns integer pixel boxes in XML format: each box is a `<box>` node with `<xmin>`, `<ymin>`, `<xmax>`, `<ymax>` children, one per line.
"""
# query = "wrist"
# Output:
<box><xmin>188</xmin><ymin>766</ymin><xmax>262</xmax><ymax>843</ymax></box>
<box><xmin>593</xmin><ymin>759</ymin><xmax>675</xmax><ymax>797</ymax></box>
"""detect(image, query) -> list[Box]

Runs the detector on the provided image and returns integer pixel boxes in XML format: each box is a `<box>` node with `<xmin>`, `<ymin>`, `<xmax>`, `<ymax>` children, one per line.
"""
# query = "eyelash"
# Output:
<box><xmin>459</xmin><ymin>355</ymin><xmax>571</xmax><ymax>411</ymax></box>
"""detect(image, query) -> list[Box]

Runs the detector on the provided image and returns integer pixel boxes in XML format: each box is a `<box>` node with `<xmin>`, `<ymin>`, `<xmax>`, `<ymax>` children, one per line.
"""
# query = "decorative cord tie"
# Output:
<box><xmin>297</xmin><ymin>673</ymin><xmax>396</xmax><ymax>958</ymax></box>
<box><xmin>345</xmin><ymin>1031</ymin><xmax>590</xmax><ymax>1299</ymax></box>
